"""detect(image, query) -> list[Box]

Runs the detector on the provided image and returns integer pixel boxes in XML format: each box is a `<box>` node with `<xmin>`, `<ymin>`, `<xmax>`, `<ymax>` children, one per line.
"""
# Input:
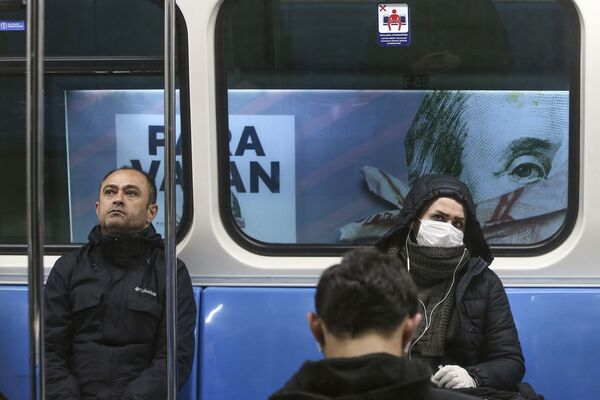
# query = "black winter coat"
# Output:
<box><xmin>270</xmin><ymin>353</ymin><xmax>478</xmax><ymax>400</ymax></box>
<box><xmin>445</xmin><ymin>257</ymin><xmax>524</xmax><ymax>390</ymax></box>
<box><xmin>377</xmin><ymin>175</ymin><xmax>524</xmax><ymax>390</ymax></box>
<box><xmin>44</xmin><ymin>225</ymin><xmax>196</xmax><ymax>400</ymax></box>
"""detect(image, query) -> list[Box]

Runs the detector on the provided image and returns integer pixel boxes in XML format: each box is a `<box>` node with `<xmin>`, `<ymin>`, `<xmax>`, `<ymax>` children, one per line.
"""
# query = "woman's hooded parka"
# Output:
<box><xmin>377</xmin><ymin>174</ymin><xmax>524</xmax><ymax>390</ymax></box>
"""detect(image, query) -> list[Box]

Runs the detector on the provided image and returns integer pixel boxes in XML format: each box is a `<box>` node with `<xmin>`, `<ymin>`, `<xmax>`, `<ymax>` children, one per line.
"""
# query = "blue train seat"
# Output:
<box><xmin>200</xmin><ymin>287</ymin><xmax>600</xmax><ymax>400</ymax></box>
<box><xmin>178</xmin><ymin>286</ymin><xmax>202</xmax><ymax>400</ymax></box>
<box><xmin>200</xmin><ymin>287</ymin><xmax>319</xmax><ymax>400</ymax></box>
<box><xmin>507</xmin><ymin>288</ymin><xmax>600</xmax><ymax>400</ymax></box>
<box><xmin>0</xmin><ymin>286</ymin><xmax>30</xmax><ymax>399</ymax></box>
<box><xmin>0</xmin><ymin>286</ymin><xmax>201</xmax><ymax>399</ymax></box>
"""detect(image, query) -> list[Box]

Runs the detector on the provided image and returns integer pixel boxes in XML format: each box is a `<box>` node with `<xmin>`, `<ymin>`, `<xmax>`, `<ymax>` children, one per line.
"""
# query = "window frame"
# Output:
<box><xmin>214</xmin><ymin>0</ymin><xmax>581</xmax><ymax>257</ymax></box>
<box><xmin>0</xmin><ymin>6</ymin><xmax>193</xmax><ymax>254</ymax></box>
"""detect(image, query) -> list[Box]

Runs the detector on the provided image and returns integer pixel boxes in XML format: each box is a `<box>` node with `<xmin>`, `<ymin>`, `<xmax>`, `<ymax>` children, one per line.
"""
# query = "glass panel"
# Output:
<box><xmin>0</xmin><ymin>0</ymin><xmax>189</xmax><ymax>246</ymax></box>
<box><xmin>219</xmin><ymin>0</ymin><xmax>578</xmax><ymax>248</ymax></box>
<box><xmin>1</xmin><ymin>0</ymin><xmax>163</xmax><ymax>57</ymax></box>
<box><xmin>64</xmin><ymin>87</ymin><xmax>183</xmax><ymax>242</ymax></box>
<box><xmin>0</xmin><ymin>76</ymin><xmax>26</xmax><ymax>244</ymax></box>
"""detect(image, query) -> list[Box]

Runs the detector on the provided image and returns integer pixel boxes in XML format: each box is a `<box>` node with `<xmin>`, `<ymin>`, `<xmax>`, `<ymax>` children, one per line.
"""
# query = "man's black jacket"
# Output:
<box><xmin>44</xmin><ymin>225</ymin><xmax>196</xmax><ymax>400</ymax></box>
<box><xmin>269</xmin><ymin>353</ymin><xmax>478</xmax><ymax>400</ymax></box>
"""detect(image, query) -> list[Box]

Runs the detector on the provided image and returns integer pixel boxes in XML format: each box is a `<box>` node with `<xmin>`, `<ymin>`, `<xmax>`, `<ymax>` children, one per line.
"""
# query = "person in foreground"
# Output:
<box><xmin>44</xmin><ymin>166</ymin><xmax>196</xmax><ymax>399</ymax></box>
<box><xmin>270</xmin><ymin>248</ymin><xmax>477</xmax><ymax>400</ymax></box>
<box><xmin>377</xmin><ymin>174</ymin><xmax>525</xmax><ymax>394</ymax></box>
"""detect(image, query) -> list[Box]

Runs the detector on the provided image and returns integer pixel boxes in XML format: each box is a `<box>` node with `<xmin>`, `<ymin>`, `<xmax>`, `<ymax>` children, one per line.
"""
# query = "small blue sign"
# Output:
<box><xmin>0</xmin><ymin>21</ymin><xmax>26</xmax><ymax>32</ymax></box>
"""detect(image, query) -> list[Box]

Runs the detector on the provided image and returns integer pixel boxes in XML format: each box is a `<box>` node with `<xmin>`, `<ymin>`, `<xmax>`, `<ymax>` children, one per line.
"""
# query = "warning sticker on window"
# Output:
<box><xmin>377</xmin><ymin>3</ymin><xmax>410</xmax><ymax>47</ymax></box>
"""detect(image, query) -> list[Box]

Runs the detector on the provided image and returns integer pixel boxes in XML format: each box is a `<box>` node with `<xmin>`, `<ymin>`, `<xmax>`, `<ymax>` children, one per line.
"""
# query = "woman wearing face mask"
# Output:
<box><xmin>376</xmin><ymin>174</ymin><xmax>525</xmax><ymax>394</ymax></box>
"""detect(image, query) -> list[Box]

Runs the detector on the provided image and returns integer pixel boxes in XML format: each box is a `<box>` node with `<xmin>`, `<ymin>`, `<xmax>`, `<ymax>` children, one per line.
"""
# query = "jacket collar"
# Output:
<box><xmin>456</xmin><ymin>257</ymin><xmax>489</xmax><ymax>303</ymax></box>
<box><xmin>88</xmin><ymin>224</ymin><xmax>163</xmax><ymax>247</ymax></box>
<box><xmin>88</xmin><ymin>224</ymin><xmax>163</xmax><ymax>267</ymax></box>
<box><xmin>270</xmin><ymin>353</ymin><xmax>432</xmax><ymax>399</ymax></box>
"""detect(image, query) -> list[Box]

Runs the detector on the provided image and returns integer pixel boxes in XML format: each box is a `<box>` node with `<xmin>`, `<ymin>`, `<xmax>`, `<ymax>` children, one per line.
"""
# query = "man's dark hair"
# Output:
<box><xmin>100</xmin><ymin>166</ymin><xmax>158</xmax><ymax>205</ymax></box>
<box><xmin>315</xmin><ymin>247</ymin><xmax>418</xmax><ymax>338</ymax></box>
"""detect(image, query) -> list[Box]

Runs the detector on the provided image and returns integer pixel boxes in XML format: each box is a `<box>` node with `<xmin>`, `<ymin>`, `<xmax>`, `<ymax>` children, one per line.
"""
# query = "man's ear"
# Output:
<box><xmin>146</xmin><ymin>203</ymin><xmax>158</xmax><ymax>224</ymax></box>
<box><xmin>307</xmin><ymin>312</ymin><xmax>325</xmax><ymax>348</ymax></box>
<box><xmin>402</xmin><ymin>313</ymin><xmax>422</xmax><ymax>348</ymax></box>
<box><xmin>95</xmin><ymin>202</ymin><xmax>100</xmax><ymax>216</ymax></box>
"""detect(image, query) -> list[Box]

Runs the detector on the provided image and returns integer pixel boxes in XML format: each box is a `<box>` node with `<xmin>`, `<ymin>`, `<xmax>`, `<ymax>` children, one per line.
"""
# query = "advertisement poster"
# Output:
<box><xmin>65</xmin><ymin>89</ymin><xmax>569</xmax><ymax>246</ymax></box>
<box><xmin>114</xmin><ymin>113</ymin><xmax>183</xmax><ymax>236</ymax></box>
<box><xmin>229</xmin><ymin>115</ymin><xmax>296</xmax><ymax>243</ymax></box>
<box><xmin>65</xmin><ymin>90</ymin><xmax>182</xmax><ymax>242</ymax></box>
<box><xmin>228</xmin><ymin>90</ymin><xmax>569</xmax><ymax>245</ymax></box>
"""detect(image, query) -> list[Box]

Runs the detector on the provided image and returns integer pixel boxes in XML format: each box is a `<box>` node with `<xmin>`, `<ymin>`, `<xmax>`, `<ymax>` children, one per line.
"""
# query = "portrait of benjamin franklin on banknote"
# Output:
<box><xmin>340</xmin><ymin>90</ymin><xmax>569</xmax><ymax>245</ymax></box>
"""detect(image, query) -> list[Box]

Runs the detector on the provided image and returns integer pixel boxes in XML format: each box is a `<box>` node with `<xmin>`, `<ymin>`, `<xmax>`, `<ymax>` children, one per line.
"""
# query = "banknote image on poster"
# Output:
<box><xmin>228</xmin><ymin>89</ymin><xmax>569</xmax><ymax>246</ymax></box>
<box><xmin>65</xmin><ymin>90</ymin><xmax>182</xmax><ymax>242</ymax></box>
<box><xmin>340</xmin><ymin>91</ymin><xmax>569</xmax><ymax>245</ymax></box>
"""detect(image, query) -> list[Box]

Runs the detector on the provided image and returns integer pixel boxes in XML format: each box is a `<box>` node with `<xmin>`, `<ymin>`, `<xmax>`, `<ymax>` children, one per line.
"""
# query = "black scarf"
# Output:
<box><xmin>403</xmin><ymin>241</ymin><xmax>469</xmax><ymax>359</ymax></box>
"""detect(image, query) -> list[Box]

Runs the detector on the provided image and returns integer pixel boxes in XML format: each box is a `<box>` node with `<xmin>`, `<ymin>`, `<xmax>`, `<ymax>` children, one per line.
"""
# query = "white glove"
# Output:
<box><xmin>431</xmin><ymin>365</ymin><xmax>477</xmax><ymax>389</ymax></box>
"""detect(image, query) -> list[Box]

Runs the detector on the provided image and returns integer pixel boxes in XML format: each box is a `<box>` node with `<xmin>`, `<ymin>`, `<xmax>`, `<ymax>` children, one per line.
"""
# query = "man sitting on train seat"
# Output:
<box><xmin>44</xmin><ymin>166</ymin><xmax>196</xmax><ymax>399</ymax></box>
<box><xmin>269</xmin><ymin>248</ymin><xmax>477</xmax><ymax>400</ymax></box>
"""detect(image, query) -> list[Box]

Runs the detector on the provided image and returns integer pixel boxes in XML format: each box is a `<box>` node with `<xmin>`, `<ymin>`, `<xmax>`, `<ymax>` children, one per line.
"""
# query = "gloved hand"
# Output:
<box><xmin>431</xmin><ymin>365</ymin><xmax>477</xmax><ymax>389</ymax></box>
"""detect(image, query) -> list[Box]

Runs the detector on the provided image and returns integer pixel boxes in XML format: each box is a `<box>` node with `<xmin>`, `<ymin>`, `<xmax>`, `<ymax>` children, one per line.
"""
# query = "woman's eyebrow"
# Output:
<box><xmin>431</xmin><ymin>210</ymin><xmax>449</xmax><ymax>217</ymax></box>
<box><xmin>432</xmin><ymin>210</ymin><xmax>465</xmax><ymax>221</ymax></box>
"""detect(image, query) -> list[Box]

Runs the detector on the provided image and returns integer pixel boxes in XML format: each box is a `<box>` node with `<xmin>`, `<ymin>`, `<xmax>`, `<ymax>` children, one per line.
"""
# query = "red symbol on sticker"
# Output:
<box><xmin>388</xmin><ymin>9</ymin><xmax>402</xmax><ymax>31</ymax></box>
<box><xmin>486</xmin><ymin>187</ymin><xmax>525</xmax><ymax>223</ymax></box>
<box><xmin>379</xmin><ymin>4</ymin><xmax>387</xmax><ymax>12</ymax></box>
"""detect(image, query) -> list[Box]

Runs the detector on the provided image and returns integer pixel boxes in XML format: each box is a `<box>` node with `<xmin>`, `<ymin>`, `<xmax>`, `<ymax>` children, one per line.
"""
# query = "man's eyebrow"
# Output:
<box><xmin>495</xmin><ymin>137</ymin><xmax>560</xmax><ymax>175</ymax></box>
<box><xmin>507</xmin><ymin>137</ymin><xmax>554</xmax><ymax>154</ymax></box>
<box><xmin>101</xmin><ymin>184</ymin><xmax>141</xmax><ymax>191</ymax></box>
<box><xmin>502</xmin><ymin>137</ymin><xmax>557</xmax><ymax>164</ymax></box>
<box><xmin>122</xmin><ymin>184</ymin><xmax>142</xmax><ymax>192</ymax></box>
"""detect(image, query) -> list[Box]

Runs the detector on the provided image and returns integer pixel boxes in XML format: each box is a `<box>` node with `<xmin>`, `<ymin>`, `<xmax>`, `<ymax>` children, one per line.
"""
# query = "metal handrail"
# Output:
<box><xmin>164</xmin><ymin>0</ymin><xmax>177</xmax><ymax>398</ymax></box>
<box><xmin>25</xmin><ymin>0</ymin><xmax>46</xmax><ymax>397</ymax></box>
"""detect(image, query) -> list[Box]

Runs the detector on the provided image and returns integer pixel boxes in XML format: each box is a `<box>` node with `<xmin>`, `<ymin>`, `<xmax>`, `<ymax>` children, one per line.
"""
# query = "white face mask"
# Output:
<box><xmin>416</xmin><ymin>219</ymin><xmax>464</xmax><ymax>248</ymax></box>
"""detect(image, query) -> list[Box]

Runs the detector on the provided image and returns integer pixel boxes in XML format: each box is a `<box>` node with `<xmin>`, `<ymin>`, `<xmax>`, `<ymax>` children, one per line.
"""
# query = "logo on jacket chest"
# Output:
<box><xmin>134</xmin><ymin>286</ymin><xmax>157</xmax><ymax>297</ymax></box>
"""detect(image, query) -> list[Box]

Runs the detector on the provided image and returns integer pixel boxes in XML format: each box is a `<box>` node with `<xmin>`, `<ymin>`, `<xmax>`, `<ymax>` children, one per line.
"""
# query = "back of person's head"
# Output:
<box><xmin>315</xmin><ymin>247</ymin><xmax>418</xmax><ymax>338</ymax></box>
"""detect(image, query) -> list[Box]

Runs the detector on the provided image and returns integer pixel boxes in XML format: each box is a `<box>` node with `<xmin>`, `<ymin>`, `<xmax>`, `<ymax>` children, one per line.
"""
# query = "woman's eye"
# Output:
<box><xmin>507</xmin><ymin>155</ymin><xmax>547</xmax><ymax>182</ymax></box>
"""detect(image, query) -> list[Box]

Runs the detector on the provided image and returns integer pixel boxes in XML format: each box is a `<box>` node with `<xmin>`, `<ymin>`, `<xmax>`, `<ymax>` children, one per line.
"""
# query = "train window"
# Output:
<box><xmin>0</xmin><ymin>0</ymin><xmax>191</xmax><ymax>249</ymax></box>
<box><xmin>216</xmin><ymin>0</ymin><xmax>579</xmax><ymax>254</ymax></box>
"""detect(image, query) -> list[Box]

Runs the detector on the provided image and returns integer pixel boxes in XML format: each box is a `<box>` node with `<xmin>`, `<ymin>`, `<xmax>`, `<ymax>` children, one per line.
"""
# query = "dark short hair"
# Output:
<box><xmin>315</xmin><ymin>248</ymin><xmax>418</xmax><ymax>338</ymax></box>
<box><xmin>99</xmin><ymin>166</ymin><xmax>158</xmax><ymax>205</ymax></box>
